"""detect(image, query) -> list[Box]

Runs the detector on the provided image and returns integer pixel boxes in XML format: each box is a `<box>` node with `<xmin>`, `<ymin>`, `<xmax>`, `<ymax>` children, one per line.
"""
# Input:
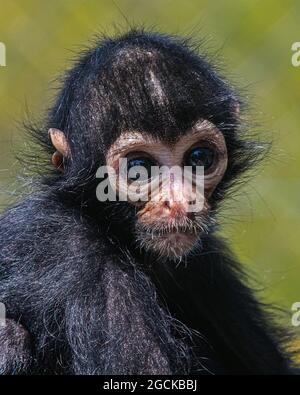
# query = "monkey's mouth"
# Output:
<box><xmin>145</xmin><ymin>226</ymin><xmax>197</xmax><ymax>237</ymax></box>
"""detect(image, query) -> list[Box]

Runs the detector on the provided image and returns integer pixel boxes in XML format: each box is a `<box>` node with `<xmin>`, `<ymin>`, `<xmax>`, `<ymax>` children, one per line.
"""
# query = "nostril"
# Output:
<box><xmin>163</xmin><ymin>200</ymin><xmax>171</xmax><ymax>209</ymax></box>
<box><xmin>162</xmin><ymin>201</ymin><xmax>187</xmax><ymax>218</ymax></box>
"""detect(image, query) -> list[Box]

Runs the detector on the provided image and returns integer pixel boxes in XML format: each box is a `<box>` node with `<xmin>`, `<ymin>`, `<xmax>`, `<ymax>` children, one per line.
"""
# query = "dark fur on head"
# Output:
<box><xmin>0</xmin><ymin>28</ymin><xmax>296</xmax><ymax>374</ymax></box>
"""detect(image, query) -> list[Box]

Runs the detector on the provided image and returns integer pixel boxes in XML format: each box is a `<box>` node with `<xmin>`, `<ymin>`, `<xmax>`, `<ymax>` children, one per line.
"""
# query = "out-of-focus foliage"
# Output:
<box><xmin>0</xmin><ymin>0</ymin><xmax>299</xmax><ymax>332</ymax></box>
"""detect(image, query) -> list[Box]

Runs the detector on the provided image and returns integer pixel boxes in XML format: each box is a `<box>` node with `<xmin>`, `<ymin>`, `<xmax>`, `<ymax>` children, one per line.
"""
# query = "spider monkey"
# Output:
<box><xmin>0</xmin><ymin>29</ymin><xmax>297</xmax><ymax>375</ymax></box>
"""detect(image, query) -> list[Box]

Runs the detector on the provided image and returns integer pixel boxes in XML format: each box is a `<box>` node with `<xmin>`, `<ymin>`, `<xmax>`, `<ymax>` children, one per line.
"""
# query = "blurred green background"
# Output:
<box><xmin>0</xmin><ymin>0</ymin><xmax>299</xmax><ymax>331</ymax></box>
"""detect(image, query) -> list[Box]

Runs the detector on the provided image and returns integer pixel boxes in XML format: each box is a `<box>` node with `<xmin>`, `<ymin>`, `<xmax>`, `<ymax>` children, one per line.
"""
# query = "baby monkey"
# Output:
<box><xmin>0</xmin><ymin>29</ymin><xmax>297</xmax><ymax>375</ymax></box>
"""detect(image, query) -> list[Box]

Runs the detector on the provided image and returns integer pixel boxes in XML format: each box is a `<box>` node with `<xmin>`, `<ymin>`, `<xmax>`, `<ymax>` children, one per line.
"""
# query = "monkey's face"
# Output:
<box><xmin>106</xmin><ymin>119</ymin><xmax>228</xmax><ymax>261</ymax></box>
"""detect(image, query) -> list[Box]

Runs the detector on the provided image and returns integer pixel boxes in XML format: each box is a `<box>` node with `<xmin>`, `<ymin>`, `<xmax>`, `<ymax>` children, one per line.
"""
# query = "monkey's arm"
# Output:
<box><xmin>0</xmin><ymin>319</ymin><xmax>32</xmax><ymax>374</ymax></box>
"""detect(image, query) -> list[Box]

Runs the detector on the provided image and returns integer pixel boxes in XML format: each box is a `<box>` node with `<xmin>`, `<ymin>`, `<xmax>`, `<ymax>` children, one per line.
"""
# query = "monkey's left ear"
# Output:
<box><xmin>48</xmin><ymin>128</ymin><xmax>70</xmax><ymax>172</ymax></box>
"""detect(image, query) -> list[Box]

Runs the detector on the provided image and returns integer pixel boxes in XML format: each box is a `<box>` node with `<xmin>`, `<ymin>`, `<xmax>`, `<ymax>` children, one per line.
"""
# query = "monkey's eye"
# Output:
<box><xmin>126</xmin><ymin>156</ymin><xmax>156</xmax><ymax>183</ymax></box>
<box><xmin>184</xmin><ymin>146</ymin><xmax>216</xmax><ymax>172</ymax></box>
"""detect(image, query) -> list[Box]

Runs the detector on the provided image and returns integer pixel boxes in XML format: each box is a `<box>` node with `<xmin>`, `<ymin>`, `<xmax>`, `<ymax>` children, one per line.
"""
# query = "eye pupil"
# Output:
<box><xmin>185</xmin><ymin>147</ymin><xmax>215</xmax><ymax>171</ymax></box>
<box><xmin>127</xmin><ymin>157</ymin><xmax>154</xmax><ymax>182</ymax></box>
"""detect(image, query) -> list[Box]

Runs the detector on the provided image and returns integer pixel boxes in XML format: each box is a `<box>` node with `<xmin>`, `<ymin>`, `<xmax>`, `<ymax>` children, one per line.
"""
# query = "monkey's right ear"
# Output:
<box><xmin>48</xmin><ymin>128</ymin><xmax>70</xmax><ymax>171</ymax></box>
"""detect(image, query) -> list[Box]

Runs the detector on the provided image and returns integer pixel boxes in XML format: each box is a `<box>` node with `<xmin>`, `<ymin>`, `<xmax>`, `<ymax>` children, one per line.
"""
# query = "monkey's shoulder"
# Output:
<box><xmin>0</xmin><ymin>193</ymin><xmax>111</xmax><ymax>270</ymax></box>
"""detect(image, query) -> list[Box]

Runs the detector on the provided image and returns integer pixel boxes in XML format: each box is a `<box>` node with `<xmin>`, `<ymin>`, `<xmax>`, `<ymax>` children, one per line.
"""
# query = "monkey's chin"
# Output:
<box><xmin>138</xmin><ymin>231</ymin><xmax>198</xmax><ymax>261</ymax></box>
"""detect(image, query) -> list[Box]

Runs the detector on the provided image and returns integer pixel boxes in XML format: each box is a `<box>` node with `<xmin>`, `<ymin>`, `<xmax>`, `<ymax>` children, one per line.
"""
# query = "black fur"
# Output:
<box><xmin>0</xmin><ymin>29</ymin><xmax>295</xmax><ymax>374</ymax></box>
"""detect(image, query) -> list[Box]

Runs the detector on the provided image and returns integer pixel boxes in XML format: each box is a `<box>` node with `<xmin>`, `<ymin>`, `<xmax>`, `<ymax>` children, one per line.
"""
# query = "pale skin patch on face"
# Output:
<box><xmin>106</xmin><ymin>120</ymin><xmax>228</xmax><ymax>260</ymax></box>
<box><xmin>106</xmin><ymin>119</ymin><xmax>228</xmax><ymax>196</ymax></box>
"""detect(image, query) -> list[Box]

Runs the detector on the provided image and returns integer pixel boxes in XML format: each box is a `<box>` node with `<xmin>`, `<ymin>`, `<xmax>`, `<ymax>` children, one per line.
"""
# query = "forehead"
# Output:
<box><xmin>97</xmin><ymin>46</ymin><xmax>233</xmax><ymax>147</ymax></box>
